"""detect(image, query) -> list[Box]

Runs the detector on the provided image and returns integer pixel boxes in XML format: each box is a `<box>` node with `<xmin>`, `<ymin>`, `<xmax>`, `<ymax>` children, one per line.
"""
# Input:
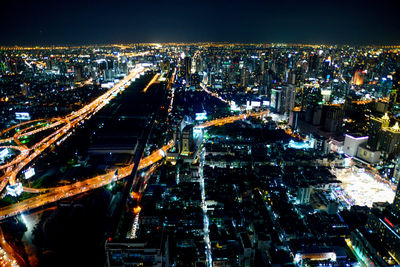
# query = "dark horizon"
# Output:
<box><xmin>1</xmin><ymin>0</ymin><xmax>400</xmax><ymax>46</ymax></box>
<box><xmin>2</xmin><ymin>41</ymin><xmax>400</xmax><ymax>48</ymax></box>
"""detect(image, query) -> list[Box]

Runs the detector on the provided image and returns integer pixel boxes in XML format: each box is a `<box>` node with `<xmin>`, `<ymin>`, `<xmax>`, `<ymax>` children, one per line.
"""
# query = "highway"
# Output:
<box><xmin>0</xmin><ymin>110</ymin><xmax>269</xmax><ymax>220</ymax></box>
<box><xmin>0</xmin><ymin>61</ymin><xmax>150</xmax><ymax>193</ymax></box>
<box><xmin>142</xmin><ymin>73</ymin><xmax>160</xmax><ymax>92</ymax></box>
<box><xmin>0</xmin><ymin>58</ymin><xmax>268</xmax><ymax>219</ymax></box>
<box><xmin>200</xmin><ymin>83</ymin><xmax>229</xmax><ymax>104</ymax></box>
<box><xmin>0</xmin><ymin>119</ymin><xmax>48</xmax><ymax>143</ymax></box>
<box><xmin>0</xmin><ymin>226</ymin><xmax>20</xmax><ymax>267</ymax></box>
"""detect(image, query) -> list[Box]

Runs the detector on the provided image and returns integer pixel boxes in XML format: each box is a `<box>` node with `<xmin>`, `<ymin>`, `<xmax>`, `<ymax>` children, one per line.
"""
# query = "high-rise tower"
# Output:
<box><xmin>389</xmin><ymin>68</ymin><xmax>400</xmax><ymax>116</ymax></box>
<box><xmin>367</xmin><ymin>113</ymin><xmax>390</xmax><ymax>151</ymax></box>
<box><xmin>393</xmin><ymin>184</ymin><xmax>400</xmax><ymax>218</ymax></box>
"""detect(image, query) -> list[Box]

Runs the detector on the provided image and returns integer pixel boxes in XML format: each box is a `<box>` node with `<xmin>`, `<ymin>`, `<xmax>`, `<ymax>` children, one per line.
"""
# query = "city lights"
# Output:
<box><xmin>1</xmin><ymin>41</ymin><xmax>400</xmax><ymax>267</ymax></box>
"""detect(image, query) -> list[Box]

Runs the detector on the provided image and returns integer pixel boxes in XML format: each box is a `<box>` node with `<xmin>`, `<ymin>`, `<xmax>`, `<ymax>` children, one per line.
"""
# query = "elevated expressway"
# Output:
<box><xmin>0</xmin><ymin>110</ymin><xmax>268</xmax><ymax>220</ymax></box>
<box><xmin>0</xmin><ymin>62</ymin><xmax>150</xmax><ymax>193</ymax></box>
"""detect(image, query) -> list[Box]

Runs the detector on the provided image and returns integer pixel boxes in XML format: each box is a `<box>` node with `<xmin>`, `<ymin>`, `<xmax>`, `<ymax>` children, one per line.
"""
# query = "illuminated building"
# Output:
<box><xmin>190</xmin><ymin>73</ymin><xmax>201</xmax><ymax>90</ymax></box>
<box><xmin>343</xmin><ymin>134</ymin><xmax>368</xmax><ymax>157</ymax></box>
<box><xmin>321</xmin><ymin>89</ymin><xmax>331</xmax><ymax>103</ymax></box>
<box><xmin>166</xmin><ymin>149</ymin><xmax>179</xmax><ymax>165</ymax></box>
<box><xmin>352</xmin><ymin>70</ymin><xmax>364</xmax><ymax>85</ymax></box>
<box><xmin>366</xmin><ymin>211</ymin><xmax>400</xmax><ymax>263</ymax></box>
<box><xmin>356</xmin><ymin>144</ymin><xmax>381</xmax><ymax>164</ymax></box>
<box><xmin>393</xmin><ymin>185</ymin><xmax>400</xmax><ymax>218</ymax></box>
<box><xmin>0</xmin><ymin>148</ymin><xmax>8</xmax><ymax>160</ymax></box>
<box><xmin>349</xmin><ymin>229</ymin><xmax>389</xmax><ymax>266</ymax></box>
<box><xmin>392</xmin><ymin>156</ymin><xmax>400</xmax><ymax>183</ymax></box>
<box><xmin>314</xmin><ymin>134</ymin><xmax>329</xmax><ymax>155</ymax></box>
<box><xmin>161</xmin><ymin>60</ymin><xmax>170</xmax><ymax>74</ymax></box>
<box><xmin>289</xmin><ymin>108</ymin><xmax>301</xmax><ymax>130</ymax></box>
<box><xmin>294</xmin><ymin>247</ymin><xmax>340</xmax><ymax>265</ymax></box>
<box><xmin>304</xmin><ymin>87</ymin><xmax>323</xmax><ymax>124</ymax></box>
<box><xmin>6</xmin><ymin>182</ymin><xmax>23</xmax><ymax>197</ymax></box>
<box><xmin>367</xmin><ymin>113</ymin><xmax>390</xmax><ymax>151</ymax></box>
<box><xmin>73</xmin><ymin>65</ymin><xmax>84</xmax><ymax>82</ymax></box>
<box><xmin>270</xmin><ymin>88</ymin><xmax>282</xmax><ymax>113</ymax></box>
<box><xmin>389</xmin><ymin>69</ymin><xmax>400</xmax><ymax>115</ymax></box>
<box><xmin>381</xmin><ymin>122</ymin><xmax>400</xmax><ymax>155</ymax></box>
<box><xmin>375</xmin><ymin>100</ymin><xmax>389</xmax><ymax>114</ymax></box>
<box><xmin>311</xmin><ymin>106</ymin><xmax>322</xmax><ymax>125</ymax></box>
<box><xmin>296</xmin><ymin>186</ymin><xmax>311</xmax><ymax>204</ymax></box>
<box><xmin>240</xmin><ymin>67</ymin><xmax>249</xmax><ymax>88</ymax></box>
<box><xmin>283</xmin><ymin>84</ymin><xmax>296</xmax><ymax>116</ymax></box>
<box><xmin>180</xmin><ymin>125</ymin><xmax>193</xmax><ymax>156</ymax></box>
<box><xmin>104</xmin><ymin>69</ymin><xmax>114</xmax><ymax>81</ymax></box>
<box><xmin>321</xmin><ymin>105</ymin><xmax>344</xmax><ymax>133</ymax></box>
<box><xmin>308</xmin><ymin>53</ymin><xmax>319</xmax><ymax>72</ymax></box>
<box><xmin>194</xmin><ymin>55</ymin><xmax>203</xmax><ymax>73</ymax></box>
<box><xmin>287</xmin><ymin>69</ymin><xmax>296</xmax><ymax>85</ymax></box>
<box><xmin>184</xmin><ymin>56</ymin><xmax>192</xmax><ymax>87</ymax></box>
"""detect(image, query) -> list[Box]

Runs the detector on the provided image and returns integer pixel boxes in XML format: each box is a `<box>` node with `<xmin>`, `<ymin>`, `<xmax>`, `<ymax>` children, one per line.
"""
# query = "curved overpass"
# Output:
<box><xmin>0</xmin><ymin>66</ymin><xmax>148</xmax><ymax>193</ymax></box>
<box><xmin>0</xmin><ymin>110</ymin><xmax>269</xmax><ymax>220</ymax></box>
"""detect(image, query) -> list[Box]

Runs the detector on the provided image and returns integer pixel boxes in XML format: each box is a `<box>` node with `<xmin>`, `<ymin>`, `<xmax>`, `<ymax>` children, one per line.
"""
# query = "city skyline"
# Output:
<box><xmin>2</xmin><ymin>2</ymin><xmax>400</xmax><ymax>263</ymax></box>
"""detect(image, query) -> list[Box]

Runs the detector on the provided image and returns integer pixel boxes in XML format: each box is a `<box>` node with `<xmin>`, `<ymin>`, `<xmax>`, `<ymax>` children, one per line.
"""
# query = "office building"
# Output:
<box><xmin>297</xmin><ymin>186</ymin><xmax>311</xmax><ymax>204</ymax></box>
<box><xmin>181</xmin><ymin>125</ymin><xmax>193</xmax><ymax>156</ymax></box>
<box><xmin>343</xmin><ymin>134</ymin><xmax>368</xmax><ymax>157</ymax></box>
<box><xmin>367</xmin><ymin>113</ymin><xmax>390</xmax><ymax>151</ymax></box>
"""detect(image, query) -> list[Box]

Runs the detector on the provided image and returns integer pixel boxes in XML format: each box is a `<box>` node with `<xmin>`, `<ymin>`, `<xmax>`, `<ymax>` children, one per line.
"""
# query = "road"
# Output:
<box><xmin>199</xmin><ymin>147</ymin><xmax>212</xmax><ymax>267</ymax></box>
<box><xmin>0</xmin><ymin>226</ymin><xmax>21</xmax><ymax>267</ymax></box>
<box><xmin>0</xmin><ymin>61</ymin><xmax>150</xmax><ymax>193</ymax></box>
<box><xmin>0</xmin><ymin>110</ymin><xmax>269</xmax><ymax>220</ymax></box>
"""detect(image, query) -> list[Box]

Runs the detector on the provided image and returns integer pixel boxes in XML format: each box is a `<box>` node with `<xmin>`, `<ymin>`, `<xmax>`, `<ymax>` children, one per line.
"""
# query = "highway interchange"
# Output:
<box><xmin>0</xmin><ymin>60</ymin><xmax>269</xmax><ymax>220</ymax></box>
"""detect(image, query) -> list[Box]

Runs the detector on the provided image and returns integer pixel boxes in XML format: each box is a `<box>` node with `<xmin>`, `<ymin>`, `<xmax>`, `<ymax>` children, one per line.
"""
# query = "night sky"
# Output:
<box><xmin>1</xmin><ymin>0</ymin><xmax>400</xmax><ymax>45</ymax></box>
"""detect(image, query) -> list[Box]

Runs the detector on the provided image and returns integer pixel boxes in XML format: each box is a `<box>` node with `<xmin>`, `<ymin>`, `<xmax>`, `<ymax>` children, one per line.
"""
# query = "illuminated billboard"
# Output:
<box><xmin>195</xmin><ymin>112</ymin><xmax>207</xmax><ymax>121</ymax></box>
<box><xmin>15</xmin><ymin>112</ymin><xmax>31</xmax><ymax>120</ymax></box>
<box><xmin>288</xmin><ymin>140</ymin><xmax>313</xmax><ymax>150</ymax></box>
<box><xmin>23</xmin><ymin>167</ymin><xmax>35</xmax><ymax>179</ymax></box>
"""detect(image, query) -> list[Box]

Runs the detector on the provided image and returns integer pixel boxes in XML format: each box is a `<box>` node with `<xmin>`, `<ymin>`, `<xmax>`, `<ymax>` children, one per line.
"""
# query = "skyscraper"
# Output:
<box><xmin>181</xmin><ymin>125</ymin><xmax>193</xmax><ymax>156</ymax></box>
<box><xmin>73</xmin><ymin>65</ymin><xmax>84</xmax><ymax>82</ymax></box>
<box><xmin>240</xmin><ymin>67</ymin><xmax>249</xmax><ymax>88</ymax></box>
<box><xmin>297</xmin><ymin>186</ymin><xmax>311</xmax><ymax>204</ymax></box>
<box><xmin>161</xmin><ymin>60</ymin><xmax>170</xmax><ymax>74</ymax></box>
<box><xmin>381</xmin><ymin>122</ymin><xmax>400</xmax><ymax>155</ymax></box>
<box><xmin>283</xmin><ymin>84</ymin><xmax>296</xmax><ymax>116</ymax></box>
<box><xmin>322</xmin><ymin>105</ymin><xmax>344</xmax><ymax>133</ymax></box>
<box><xmin>270</xmin><ymin>88</ymin><xmax>282</xmax><ymax>113</ymax></box>
<box><xmin>390</xmin><ymin>68</ymin><xmax>400</xmax><ymax>116</ymax></box>
<box><xmin>367</xmin><ymin>113</ymin><xmax>390</xmax><ymax>151</ymax></box>
<box><xmin>184</xmin><ymin>56</ymin><xmax>192</xmax><ymax>87</ymax></box>
<box><xmin>393</xmin><ymin>184</ymin><xmax>400</xmax><ymax>218</ymax></box>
